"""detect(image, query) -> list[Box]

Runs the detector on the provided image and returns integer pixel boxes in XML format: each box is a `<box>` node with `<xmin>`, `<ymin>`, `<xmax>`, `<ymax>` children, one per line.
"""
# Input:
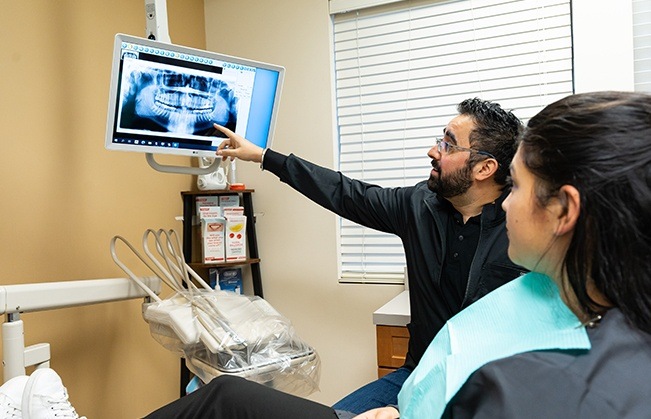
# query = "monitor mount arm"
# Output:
<box><xmin>143</xmin><ymin>0</ymin><xmax>221</xmax><ymax>176</ymax></box>
<box><xmin>145</xmin><ymin>0</ymin><xmax>171</xmax><ymax>43</ymax></box>
<box><xmin>146</xmin><ymin>153</ymin><xmax>221</xmax><ymax>175</ymax></box>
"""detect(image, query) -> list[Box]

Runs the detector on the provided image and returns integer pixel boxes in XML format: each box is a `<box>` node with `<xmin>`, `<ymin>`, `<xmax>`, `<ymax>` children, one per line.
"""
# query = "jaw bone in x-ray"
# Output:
<box><xmin>120</xmin><ymin>66</ymin><xmax>238</xmax><ymax>136</ymax></box>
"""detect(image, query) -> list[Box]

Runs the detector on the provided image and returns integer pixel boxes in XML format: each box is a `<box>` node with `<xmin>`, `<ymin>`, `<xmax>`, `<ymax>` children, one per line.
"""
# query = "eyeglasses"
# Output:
<box><xmin>435</xmin><ymin>137</ymin><xmax>498</xmax><ymax>162</ymax></box>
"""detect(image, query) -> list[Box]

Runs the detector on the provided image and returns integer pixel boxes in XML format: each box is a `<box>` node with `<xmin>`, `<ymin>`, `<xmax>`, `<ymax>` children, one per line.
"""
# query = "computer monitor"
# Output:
<box><xmin>105</xmin><ymin>33</ymin><xmax>285</xmax><ymax>158</ymax></box>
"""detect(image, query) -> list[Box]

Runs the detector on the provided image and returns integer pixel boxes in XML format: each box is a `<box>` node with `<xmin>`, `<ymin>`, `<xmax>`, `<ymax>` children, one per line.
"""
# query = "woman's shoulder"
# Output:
<box><xmin>445</xmin><ymin>309</ymin><xmax>651</xmax><ymax>418</ymax></box>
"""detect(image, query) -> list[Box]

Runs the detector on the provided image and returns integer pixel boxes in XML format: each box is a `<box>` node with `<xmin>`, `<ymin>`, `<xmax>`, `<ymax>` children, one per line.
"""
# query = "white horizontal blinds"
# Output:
<box><xmin>633</xmin><ymin>0</ymin><xmax>651</xmax><ymax>91</ymax></box>
<box><xmin>329</xmin><ymin>0</ymin><xmax>406</xmax><ymax>14</ymax></box>
<box><xmin>332</xmin><ymin>0</ymin><xmax>573</xmax><ymax>283</ymax></box>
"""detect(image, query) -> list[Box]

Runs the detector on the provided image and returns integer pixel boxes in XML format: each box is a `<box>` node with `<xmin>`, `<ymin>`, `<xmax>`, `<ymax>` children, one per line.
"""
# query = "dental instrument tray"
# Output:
<box><xmin>111</xmin><ymin>229</ymin><xmax>320</xmax><ymax>397</ymax></box>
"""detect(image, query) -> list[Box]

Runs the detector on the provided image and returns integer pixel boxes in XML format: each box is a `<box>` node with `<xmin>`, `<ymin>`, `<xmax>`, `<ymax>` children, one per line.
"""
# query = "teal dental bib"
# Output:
<box><xmin>398</xmin><ymin>272</ymin><xmax>591</xmax><ymax>418</ymax></box>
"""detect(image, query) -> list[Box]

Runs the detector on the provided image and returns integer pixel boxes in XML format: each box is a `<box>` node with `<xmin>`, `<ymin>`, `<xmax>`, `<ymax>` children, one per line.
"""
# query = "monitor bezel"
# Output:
<box><xmin>105</xmin><ymin>33</ymin><xmax>284</xmax><ymax>158</ymax></box>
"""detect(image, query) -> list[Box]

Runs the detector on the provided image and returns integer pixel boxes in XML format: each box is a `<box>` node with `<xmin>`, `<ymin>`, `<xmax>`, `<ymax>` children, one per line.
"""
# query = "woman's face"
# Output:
<box><xmin>502</xmin><ymin>147</ymin><xmax>562</xmax><ymax>276</ymax></box>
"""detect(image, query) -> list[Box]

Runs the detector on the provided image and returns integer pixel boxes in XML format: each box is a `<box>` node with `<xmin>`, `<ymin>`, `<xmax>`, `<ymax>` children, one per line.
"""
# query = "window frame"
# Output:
<box><xmin>330</xmin><ymin>0</ymin><xmax>575</xmax><ymax>284</ymax></box>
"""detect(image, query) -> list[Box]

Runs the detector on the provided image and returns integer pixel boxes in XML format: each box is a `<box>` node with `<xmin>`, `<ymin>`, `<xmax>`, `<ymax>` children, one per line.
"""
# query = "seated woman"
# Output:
<box><xmin>145</xmin><ymin>91</ymin><xmax>651</xmax><ymax>419</ymax></box>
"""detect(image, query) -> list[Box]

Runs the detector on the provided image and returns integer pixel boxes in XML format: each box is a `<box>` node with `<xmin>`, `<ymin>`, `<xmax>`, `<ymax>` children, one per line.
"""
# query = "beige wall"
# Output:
<box><xmin>0</xmin><ymin>1</ymin><xmax>205</xmax><ymax>418</ymax></box>
<box><xmin>204</xmin><ymin>0</ymin><xmax>403</xmax><ymax>406</ymax></box>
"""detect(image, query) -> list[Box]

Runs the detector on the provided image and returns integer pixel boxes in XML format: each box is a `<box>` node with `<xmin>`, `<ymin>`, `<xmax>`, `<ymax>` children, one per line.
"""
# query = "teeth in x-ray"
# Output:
<box><xmin>155</xmin><ymin>90</ymin><xmax>215</xmax><ymax>112</ymax></box>
<box><xmin>125</xmin><ymin>66</ymin><xmax>238</xmax><ymax>135</ymax></box>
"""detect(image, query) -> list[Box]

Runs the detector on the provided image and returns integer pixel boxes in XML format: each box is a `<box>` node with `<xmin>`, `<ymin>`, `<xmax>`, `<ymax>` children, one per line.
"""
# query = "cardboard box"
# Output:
<box><xmin>201</xmin><ymin>217</ymin><xmax>226</xmax><ymax>264</ymax></box>
<box><xmin>198</xmin><ymin>205</ymin><xmax>223</xmax><ymax>219</ymax></box>
<box><xmin>219</xmin><ymin>194</ymin><xmax>240</xmax><ymax>207</ymax></box>
<box><xmin>222</xmin><ymin>206</ymin><xmax>245</xmax><ymax>218</ymax></box>
<box><xmin>209</xmin><ymin>267</ymin><xmax>243</xmax><ymax>294</ymax></box>
<box><xmin>225</xmin><ymin>215</ymin><xmax>247</xmax><ymax>262</ymax></box>
<box><xmin>195</xmin><ymin>196</ymin><xmax>220</xmax><ymax>216</ymax></box>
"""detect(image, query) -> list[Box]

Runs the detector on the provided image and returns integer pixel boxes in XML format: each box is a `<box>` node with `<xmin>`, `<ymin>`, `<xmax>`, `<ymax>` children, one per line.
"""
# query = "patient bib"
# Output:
<box><xmin>397</xmin><ymin>272</ymin><xmax>591</xmax><ymax>419</ymax></box>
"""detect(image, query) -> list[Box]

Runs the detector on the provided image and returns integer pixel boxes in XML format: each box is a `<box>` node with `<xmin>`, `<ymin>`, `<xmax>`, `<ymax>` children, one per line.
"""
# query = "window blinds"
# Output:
<box><xmin>633</xmin><ymin>0</ymin><xmax>651</xmax><ymax>91</ymax></box>
<box><xmin>331</xmin><ymin>0</ymin><xmax>574</xmax><ymax>283</ymax></box>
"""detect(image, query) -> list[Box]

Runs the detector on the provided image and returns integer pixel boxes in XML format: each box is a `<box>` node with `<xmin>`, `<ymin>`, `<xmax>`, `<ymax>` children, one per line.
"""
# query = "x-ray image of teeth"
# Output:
<box><xmin>119</xmin><ymin>64</ymin><xmax>238</xmax><ymax>136</ymax></box>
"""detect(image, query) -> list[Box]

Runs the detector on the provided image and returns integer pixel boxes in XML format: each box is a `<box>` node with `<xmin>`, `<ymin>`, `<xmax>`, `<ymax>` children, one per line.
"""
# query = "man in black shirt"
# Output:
<box><xmin>213</xmin><ymin>98</ymin><xmax>525</xmax><ymax>414</ymax></box>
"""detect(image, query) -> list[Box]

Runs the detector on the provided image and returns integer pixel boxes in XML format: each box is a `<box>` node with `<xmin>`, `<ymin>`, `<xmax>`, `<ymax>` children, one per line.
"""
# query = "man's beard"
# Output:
<box><xmin>427</xmin><ymin>161</ymin><xmax>473</xmax><ymax>198</ymax></box>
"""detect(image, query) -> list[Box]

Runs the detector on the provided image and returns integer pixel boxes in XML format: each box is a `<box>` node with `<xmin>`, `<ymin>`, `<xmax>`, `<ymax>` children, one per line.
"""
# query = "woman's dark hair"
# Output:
<box><xmin>458</xmin><ymin>98</ymin><xmax>523</xmax><ymax>186</ymax></box>
<box><xmin>520</xmin><ymin>91</ymin><xmax>651</xmax><ymax>333</ymax></box>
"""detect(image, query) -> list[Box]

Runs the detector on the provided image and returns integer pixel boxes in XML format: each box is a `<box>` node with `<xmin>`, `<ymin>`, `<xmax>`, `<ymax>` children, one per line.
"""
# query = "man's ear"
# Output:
<box><xmin>473</xmin><ymin>158</ymin><xmax>499</xmax><ymax>181</ymax></box>
<box><xmin>554</xmin><ymin>184</ymin><xmax>581</xmax><ymax>236</ymax></box>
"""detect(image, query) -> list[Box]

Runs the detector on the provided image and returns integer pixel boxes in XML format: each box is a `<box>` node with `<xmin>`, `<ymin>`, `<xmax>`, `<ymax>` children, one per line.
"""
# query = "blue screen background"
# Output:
<box><xmin>245</xmin><ymin>68</ymin><xmax>280</xmax><ymax>148</ymax></box>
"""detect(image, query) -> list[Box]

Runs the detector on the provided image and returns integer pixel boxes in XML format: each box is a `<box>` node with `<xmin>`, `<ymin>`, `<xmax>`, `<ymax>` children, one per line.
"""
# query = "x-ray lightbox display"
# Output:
<box><xmin>106</xmin><ymin>34</ymin><xmax>285</xmax><ymax>158</ymax></box>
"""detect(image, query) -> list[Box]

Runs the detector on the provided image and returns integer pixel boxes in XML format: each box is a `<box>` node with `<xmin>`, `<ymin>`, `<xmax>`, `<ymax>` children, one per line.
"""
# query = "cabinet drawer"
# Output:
<box><xmin>376</xmin><ymin>325</ymin><xmax>409</xmax><ymax>369</ymax></box>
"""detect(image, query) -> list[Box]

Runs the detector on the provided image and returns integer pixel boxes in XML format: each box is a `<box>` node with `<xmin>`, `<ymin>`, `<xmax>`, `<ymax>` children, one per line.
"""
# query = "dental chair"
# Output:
<box><xmin>111</xmin><ymin>229</ymin><xmax>320</xmax><ymax>397</ymax></box>
<box><xmin>0</xmin><ymin>276</ymin><xmax>161</xmax><ymax>383</ymax></box>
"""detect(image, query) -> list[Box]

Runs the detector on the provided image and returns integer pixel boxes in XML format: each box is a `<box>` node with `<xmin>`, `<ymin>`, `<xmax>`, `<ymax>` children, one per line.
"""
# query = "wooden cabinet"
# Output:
<box><xmin>376</xmin><ymin>325</ymin><xmax>409</xmax><ymax>378</ymax></box>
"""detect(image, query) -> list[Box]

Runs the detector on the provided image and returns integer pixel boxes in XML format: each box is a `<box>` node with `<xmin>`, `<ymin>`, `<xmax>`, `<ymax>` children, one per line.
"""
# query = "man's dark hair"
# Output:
<box><xmin>457</xmin><ymin>98</ymin><xmax>523</xmax><ymax>186</ymax></box>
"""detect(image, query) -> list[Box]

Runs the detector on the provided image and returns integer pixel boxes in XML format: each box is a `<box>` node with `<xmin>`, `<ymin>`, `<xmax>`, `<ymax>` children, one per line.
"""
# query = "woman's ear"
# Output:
<box><xmin>554</xmin><ymin>184</ymin><xmax>581</xmax><ymax>235</ymax></box>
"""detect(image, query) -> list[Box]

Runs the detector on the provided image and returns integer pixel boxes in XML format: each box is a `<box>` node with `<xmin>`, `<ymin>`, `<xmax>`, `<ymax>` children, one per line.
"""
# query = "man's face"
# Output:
<box><xmin>426</xmin><ymin>114</ymin><xmax>476</xmax><ymax>198</ymax></box>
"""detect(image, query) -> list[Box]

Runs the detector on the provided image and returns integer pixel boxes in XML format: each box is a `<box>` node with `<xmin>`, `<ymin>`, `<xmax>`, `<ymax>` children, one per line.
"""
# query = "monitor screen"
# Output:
<box><xmin>106</xmin><ymin>34</ymin><xmax>285</xmax><ymax>158</ymax></box>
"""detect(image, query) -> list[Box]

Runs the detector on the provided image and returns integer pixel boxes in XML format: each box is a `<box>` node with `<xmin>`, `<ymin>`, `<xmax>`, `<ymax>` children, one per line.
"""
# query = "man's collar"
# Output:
<box><xmin>434</xmin><ymin>187</ymin><xmax>510</xmax><ymax>222</ymax></box>
<box><xmin>478</xmin><ymin>187</ymin><xmax>510</xmax><ymax>223</ymax></box>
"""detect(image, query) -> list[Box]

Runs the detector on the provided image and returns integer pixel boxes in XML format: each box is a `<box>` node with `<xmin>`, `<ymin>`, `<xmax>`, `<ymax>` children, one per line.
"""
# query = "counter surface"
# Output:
<box><xmin>372</xmin><ymin>291</ymin><xmax>410</xmax><ymax>326</ymax></box>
